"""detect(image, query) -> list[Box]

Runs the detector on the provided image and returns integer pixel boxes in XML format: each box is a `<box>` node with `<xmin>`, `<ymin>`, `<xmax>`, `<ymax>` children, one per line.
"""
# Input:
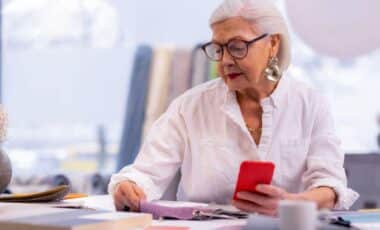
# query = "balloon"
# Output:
<box><xmin>285</xmin><ymin>0</ymin><xmax>380</xmax><ymax>58</ymax></box>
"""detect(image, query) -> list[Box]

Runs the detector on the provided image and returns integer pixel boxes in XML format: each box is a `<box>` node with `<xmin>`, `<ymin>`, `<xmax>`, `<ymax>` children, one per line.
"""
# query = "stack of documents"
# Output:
<box><xmin>0</xmin><ymin>185</ymin><xmax>70</xmax><ymax>202</ymax></box>
<box><xmin>0</xmin><ymin>202</ymin><xmax>152</xmax><ymax>230</ymax></box>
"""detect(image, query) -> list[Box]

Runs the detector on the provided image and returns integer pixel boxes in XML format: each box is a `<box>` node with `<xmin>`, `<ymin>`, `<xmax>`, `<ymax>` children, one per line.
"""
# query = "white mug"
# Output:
<box><xmin>279</xmin><ymin>200</ymin><xmax>317</xmax><ymax>230</ymax></box>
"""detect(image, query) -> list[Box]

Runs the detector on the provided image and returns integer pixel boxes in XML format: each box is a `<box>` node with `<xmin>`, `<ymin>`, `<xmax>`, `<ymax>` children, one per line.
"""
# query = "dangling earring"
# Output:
<box><xmin>264</xmin><ymin>56</ymin><xmax>281</xmax><ymax>82</ymax></box>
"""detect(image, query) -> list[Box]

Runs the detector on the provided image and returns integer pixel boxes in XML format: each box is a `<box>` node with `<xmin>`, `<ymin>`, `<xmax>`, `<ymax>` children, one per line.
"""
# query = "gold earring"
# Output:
<box><xmin>264</xmin><ymin>56</ymin><xmax>281</xmax><ymax>82</ymax></box>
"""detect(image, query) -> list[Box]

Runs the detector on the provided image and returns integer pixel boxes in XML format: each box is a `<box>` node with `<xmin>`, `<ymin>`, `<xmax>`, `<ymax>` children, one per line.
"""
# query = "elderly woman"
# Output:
<box><xmin>109</xmin><ymin>0</ymin><xmax>358</xmax><ymax>216</ymax></box>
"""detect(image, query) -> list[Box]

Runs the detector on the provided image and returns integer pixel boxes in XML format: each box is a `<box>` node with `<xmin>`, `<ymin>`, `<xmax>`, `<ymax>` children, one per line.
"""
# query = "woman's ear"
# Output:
<box><xmin>269</xmin><ymin>34</ymin><xmax>281</xmax><ymax>57</ymax></box>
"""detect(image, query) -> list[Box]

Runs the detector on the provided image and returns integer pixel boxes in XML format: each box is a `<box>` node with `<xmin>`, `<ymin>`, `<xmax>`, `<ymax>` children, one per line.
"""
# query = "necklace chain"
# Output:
<box><xmin>246</xmin><ymin>124</ymin><xmax>262</xmax><ymax>133</ymax></box>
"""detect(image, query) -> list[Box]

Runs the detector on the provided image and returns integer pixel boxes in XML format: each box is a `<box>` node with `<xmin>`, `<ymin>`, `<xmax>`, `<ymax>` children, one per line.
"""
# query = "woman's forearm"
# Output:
<box><xmin>289</xmin><ymin>186</ymin><xmax>337</xmax><ymax>209</ymax></box>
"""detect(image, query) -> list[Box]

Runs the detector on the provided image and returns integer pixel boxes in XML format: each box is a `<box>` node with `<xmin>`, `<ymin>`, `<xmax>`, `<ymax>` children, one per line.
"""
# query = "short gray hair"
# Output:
<box><xmin>209</xmin><ymin>0</ymin><xmax>291</xmax><ymax>73</ymax></box>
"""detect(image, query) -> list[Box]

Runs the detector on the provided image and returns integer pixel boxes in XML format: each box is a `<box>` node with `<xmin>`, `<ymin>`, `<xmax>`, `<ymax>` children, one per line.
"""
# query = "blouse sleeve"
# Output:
<box><xmin>302</xmin><ymin>95</ymin><xmax>359</xmax><ymax>210</ymax></box>
<box><xmin>108</xmin><ymin>98</ymin><xmax>187</xmax><ymax>201</ymax></box>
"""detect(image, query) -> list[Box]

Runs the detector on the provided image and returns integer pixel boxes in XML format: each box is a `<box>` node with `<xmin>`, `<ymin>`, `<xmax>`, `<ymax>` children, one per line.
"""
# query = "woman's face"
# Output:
<box><xmin>211</xmin><ymin>17</ymin><xmax>279</xmax><ymax>91</ymax></box>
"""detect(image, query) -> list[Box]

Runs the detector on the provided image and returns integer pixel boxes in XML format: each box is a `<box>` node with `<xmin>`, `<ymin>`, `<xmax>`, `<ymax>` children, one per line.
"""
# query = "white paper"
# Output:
<box><xmin>150</xmin><ymin>200</ymin><xmax>208</xmax><ymax>208</ymax></box>
<box><xmin>81</xmin><ymin>212</ymin><xmax>146</xmax><ymax>220</ymax></box>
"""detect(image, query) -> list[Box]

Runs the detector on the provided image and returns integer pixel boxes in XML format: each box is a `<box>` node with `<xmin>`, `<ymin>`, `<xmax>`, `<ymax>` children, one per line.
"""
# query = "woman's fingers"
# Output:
<box><xmin>237</xmin><ymin>191</ymin><xmax>279</xmax><ymax>209</ymax></box>
<box><xmin>114</xmin><ymin>190</ymin><xmax>132</xmax><ymax>211</ymax></box>
<box><xmin>120</xmin><ymin>184</ymin><xmax>140</xmax><ymax>211</ymax></box>
<box><xmin>233</xmin><ymin>199</ymin><xmax>276</xmax><ymax>216</ymax></box>
<box><xmin>255</xmin><ymin>184</ymin><xmax>286</xmax><ymax>199</ymax></box>
<box><xmin>132</xmin><ymin>184</ymin><xmax>147</xmax><ymax>201</ymax></box>
<box><xmin>233</xmin><ymin>185</ymin><xmax>291</xmax><ymax>216</ymax></box>
<box><xmin>113</xmin><ymin>181</ymin><xmax>145</xmax><ymax>211</ymax></box>
<box><xmin>114</xmin><ymin>193</ymin><xmax>124</xmax><ymax>211</ymax></box>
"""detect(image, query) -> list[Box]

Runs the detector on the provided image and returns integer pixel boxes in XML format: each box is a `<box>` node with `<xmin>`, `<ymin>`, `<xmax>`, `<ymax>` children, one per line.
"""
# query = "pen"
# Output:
<box><xmin>330</xmin><ymin>217</ymin><xmax>351</xmax><ymax>227</ymax></box>
<box><xmin>53</xmin><ymin>203</ymin><xmax>96</xmax><ymax>210</ymax></box>
<box><xmin>327</xmin><ymin>216</ymin><xmax>361</xmax><ymax>230</ymax></box>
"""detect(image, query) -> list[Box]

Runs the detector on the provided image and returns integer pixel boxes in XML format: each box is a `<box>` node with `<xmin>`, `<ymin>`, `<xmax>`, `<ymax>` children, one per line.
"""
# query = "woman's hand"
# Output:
<box><xmin>113</xmin><ymin>180</ymin><xmax>147</xmax><ymax>211</ymax></box>
<box><xmin>232</xmin><ymin>184</ymin><xmax>296</xmax><ymax>216</ymax></box>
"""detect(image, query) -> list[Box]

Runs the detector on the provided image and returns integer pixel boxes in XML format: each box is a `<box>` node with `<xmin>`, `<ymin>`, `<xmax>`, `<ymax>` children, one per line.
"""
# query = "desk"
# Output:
<box><xmin>65</xmin><ymin>195</ymin><xmax>380</xmax><ymax>229</ymax></box>
<box><xmin>64</xmin><ymin>195</ymin><xmax>247</xmax><ymax>229</ymax></box>
<box><xmin>150</xmin><ymin>219</ymin><xmax>246</xmax><ymax>229</ymax></box>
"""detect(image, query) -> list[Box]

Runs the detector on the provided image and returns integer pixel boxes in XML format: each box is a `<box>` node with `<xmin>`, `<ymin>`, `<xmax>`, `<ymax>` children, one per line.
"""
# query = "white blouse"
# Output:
<box><xmin>109</xmin><ymin>75</ymin><xmax>359</xmax><ymax>210</ymax></box>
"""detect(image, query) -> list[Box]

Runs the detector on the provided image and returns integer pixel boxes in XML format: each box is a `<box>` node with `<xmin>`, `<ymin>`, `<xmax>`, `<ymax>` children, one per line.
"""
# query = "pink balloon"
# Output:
<box><xmin>285</xmin><ymin>0</ymin><xmax>380</xmax><ymax>58</ymax></box>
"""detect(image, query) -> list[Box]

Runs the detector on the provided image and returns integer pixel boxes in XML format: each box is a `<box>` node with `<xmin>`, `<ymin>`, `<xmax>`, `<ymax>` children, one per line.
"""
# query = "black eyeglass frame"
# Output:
<box><xmin>201</xmin><ymin>33</ymin><xmax>269</xmax><ymax>61</ymax></box>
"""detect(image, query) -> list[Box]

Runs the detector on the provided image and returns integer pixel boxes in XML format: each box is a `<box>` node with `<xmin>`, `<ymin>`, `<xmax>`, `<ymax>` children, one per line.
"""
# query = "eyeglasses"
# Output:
<box><xmin>201</xmin><ymin>33</ymin><xmax>268</xmax><ymax>61</ymax></box>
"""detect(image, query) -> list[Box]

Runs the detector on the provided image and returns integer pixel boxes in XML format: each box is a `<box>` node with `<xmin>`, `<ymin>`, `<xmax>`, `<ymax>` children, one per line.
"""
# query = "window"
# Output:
<box><xmin>2</xmin><ymin>0</ymin><xmax>133</xmax><ymax>179</ymax></box>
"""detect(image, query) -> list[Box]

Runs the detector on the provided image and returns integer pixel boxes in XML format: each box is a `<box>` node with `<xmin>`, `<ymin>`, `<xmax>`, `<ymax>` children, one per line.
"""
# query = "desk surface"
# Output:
<box><xmin>65</xmin><ymin>195</ymin><xmax>380</xmax><ymax>230</ymax></box>
<box><xmin>3</xmin><ymin>195</ymin><xmax>377</xmax><ymax>229</ymax></box>
<box><xmin>64</xmin><ymin>195</ymin><xmax>247</xmax><ymax>229</ymax></box>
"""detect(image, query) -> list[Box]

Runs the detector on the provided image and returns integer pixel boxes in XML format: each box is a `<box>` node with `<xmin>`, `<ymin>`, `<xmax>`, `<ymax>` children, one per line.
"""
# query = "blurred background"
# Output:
<box><xmin>1</xmin><ymin>0</ymin><xmax>380</xmax><ymax>209</ymax></box>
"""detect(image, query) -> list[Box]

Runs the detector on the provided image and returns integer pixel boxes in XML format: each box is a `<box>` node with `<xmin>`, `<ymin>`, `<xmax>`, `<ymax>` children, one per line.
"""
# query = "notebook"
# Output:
<box><xmin>0</xmin><ymin>185</ymin><xmax>70</xmax><ymax>202</ymax></box>
<box><xmin>0</xmin><ymin>202</ymin><xmax>152</xmax><ymax>230</ymax></box>
<box><xmin>139</xmin><ymin>200</ymin><xmax>248</xmax><ymax>220</ymax></box>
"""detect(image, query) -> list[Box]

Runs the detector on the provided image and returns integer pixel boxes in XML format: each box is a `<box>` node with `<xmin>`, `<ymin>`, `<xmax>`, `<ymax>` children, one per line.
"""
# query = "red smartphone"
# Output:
<box><xmin>233</xmin><ymin>161</ymin><xmax>275</xmax><ymax>200</ymax></box>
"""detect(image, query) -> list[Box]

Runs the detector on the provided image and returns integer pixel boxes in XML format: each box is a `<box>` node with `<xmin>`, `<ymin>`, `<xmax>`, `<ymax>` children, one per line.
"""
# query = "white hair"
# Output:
<box><xmin>209</xmin><ymin>0</ymin><xmax>291</xmax><ymax>72</ymax></box>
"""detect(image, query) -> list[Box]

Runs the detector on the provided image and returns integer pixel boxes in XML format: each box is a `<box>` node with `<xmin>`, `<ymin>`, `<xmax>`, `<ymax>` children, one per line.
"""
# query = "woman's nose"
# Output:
<box><xmin>220</xmin><ymin>47</ymin><xmax>235</xmax><ymax>66</ymax></box>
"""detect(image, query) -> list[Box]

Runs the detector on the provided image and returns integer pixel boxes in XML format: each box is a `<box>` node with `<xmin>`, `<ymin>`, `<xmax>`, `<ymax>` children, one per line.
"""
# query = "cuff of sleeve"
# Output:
<box><xmin>107</xmin><ymin>170</ymin><xmax>161</xmax><ymax>201</ymax></box>
<box><xmin>307</xmin><ymin>179</ymin><xmax>359</xmax><ymax>210</ymax></box>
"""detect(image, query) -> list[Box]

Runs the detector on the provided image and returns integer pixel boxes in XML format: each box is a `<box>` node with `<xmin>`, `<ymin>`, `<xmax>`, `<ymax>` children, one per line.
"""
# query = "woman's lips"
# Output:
<box><xmin>227</xmin><ymin>73</ymin><xmax>242</xmax><ymax>79</ymax></box>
